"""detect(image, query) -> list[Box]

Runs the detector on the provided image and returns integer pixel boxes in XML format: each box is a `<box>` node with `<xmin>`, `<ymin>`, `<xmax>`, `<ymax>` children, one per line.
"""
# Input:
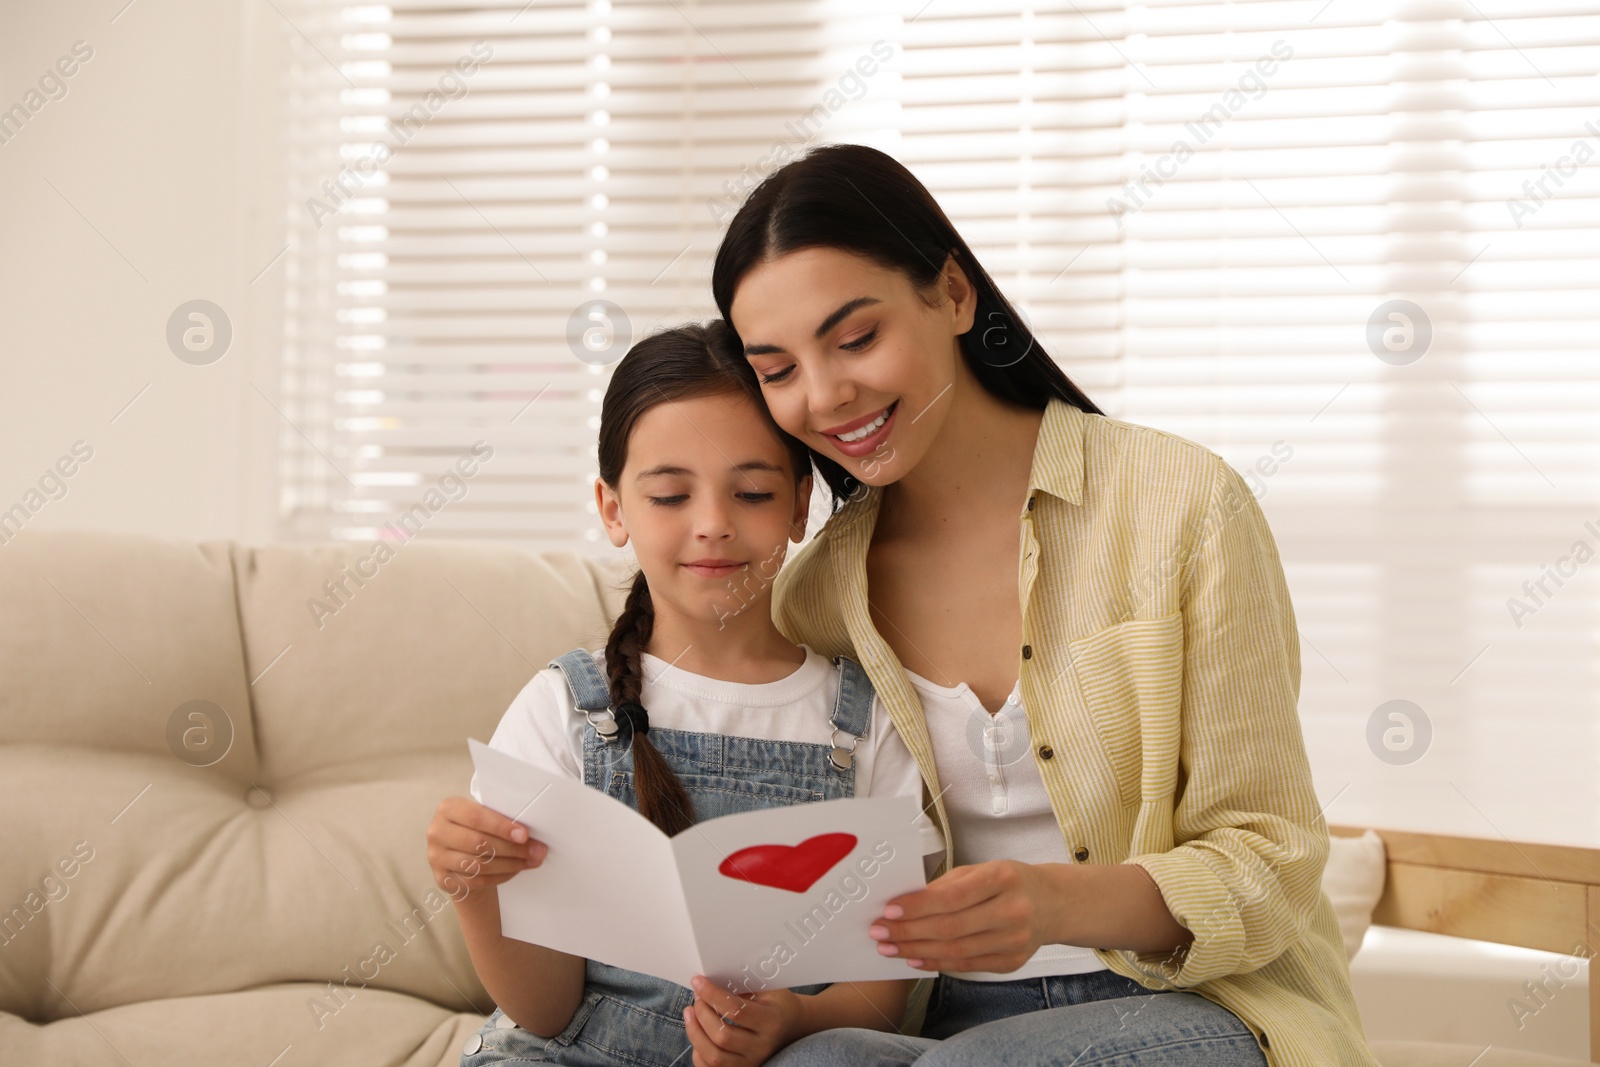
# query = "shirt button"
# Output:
<box><xmin>462</xmin><ymin>1034</ymin><xmax>483</xmax><ymax>1055</ymax></box>
<box><xmin>1021</xmin><ymin>644</ymin><xmax>1033</xmax><ymax>660</ymax></box>
<box><xmin>1074</xmin><ymin>845</ymin><xmax>1090</xmax><ymax>862</ymax></box>
<box><xmin>1027</xmin><ymin>496</ymin><xmax>1036</xmax><ymax>511</ymax></box>
<box><xmin>1038</xmin><ymin>743</ymin><xmax>1054</xmax><ymax>760</ymax></box>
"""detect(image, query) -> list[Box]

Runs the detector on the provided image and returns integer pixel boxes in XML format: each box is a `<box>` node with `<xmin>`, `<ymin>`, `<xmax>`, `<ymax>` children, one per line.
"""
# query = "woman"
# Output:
<box><xmin>705</xmin><ymin>145</ymin><xmax>1377</xmax><ymax>1066</ymax></box>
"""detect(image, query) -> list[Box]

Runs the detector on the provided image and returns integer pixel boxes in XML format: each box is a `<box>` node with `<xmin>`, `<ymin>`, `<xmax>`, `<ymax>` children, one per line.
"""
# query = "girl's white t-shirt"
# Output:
<box><xmin>470</xmin><ymin>644</ymin><xmax>945</xmax><ymax>865</ymax></box>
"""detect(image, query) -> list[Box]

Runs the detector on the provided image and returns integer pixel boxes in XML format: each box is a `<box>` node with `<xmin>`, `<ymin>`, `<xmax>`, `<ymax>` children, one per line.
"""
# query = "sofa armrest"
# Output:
<box><xmin>1329</xmin><ymin>824</ymin><xmax>1600</xmax><ymax>1064</ymax></box>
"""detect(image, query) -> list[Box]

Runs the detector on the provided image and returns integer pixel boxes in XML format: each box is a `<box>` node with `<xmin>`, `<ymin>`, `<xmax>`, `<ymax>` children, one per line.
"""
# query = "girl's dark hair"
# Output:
<box><xmin>711</xmin><ymin>143</ymin><xmax>1103</xmax><ymax>509</ymax></box>
<box><xmin>597</xmin><ymin>320</ymin><xmax>810</xmax><ymax>836</ymax></box>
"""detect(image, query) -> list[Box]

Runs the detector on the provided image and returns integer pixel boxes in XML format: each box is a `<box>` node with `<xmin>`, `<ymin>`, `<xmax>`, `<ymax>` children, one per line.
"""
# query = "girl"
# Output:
<box><xmin>710</xmin><ymin>145</ymin><xmax>1380</xmax><ymax>1067</ymax></box>
<box><xmin>426</xmin><ymin>320</ymin><xmax>941</xmax><ymax>1067</ymax></box>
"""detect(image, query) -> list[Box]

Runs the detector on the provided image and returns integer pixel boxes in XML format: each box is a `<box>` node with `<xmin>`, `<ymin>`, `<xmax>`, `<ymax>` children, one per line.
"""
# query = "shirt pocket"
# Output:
<box><xmin>1065</xmin><ymin>613</ymin><xmax>1185</xmax><ymax>808</ymax></box>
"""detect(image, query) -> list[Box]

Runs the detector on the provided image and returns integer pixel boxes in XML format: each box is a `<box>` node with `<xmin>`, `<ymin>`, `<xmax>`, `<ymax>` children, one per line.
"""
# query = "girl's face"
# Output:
<box><xmin>595</xmin><ymin>391</ymin><xmax>811</xmax><ymax>628</ymax></box>
<box><xmin>728</xmin><ymin>246</ymin><xmax>977</xmax><ymax>487</ymax></box>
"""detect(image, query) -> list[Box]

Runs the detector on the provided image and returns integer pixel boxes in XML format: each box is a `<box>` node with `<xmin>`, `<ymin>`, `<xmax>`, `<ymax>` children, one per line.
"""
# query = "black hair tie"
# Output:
<box><xmin>613</xmin><ymin>701</ymin><xmax>650</xmax><ymax>739</ymax></box>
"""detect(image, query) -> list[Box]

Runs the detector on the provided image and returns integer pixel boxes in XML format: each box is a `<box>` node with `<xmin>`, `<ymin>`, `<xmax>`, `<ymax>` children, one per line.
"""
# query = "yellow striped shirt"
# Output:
<box><xmin>773</xmin><ymin>396</ymin><xmax>1378</xmax><ymax>1067</ymax></box>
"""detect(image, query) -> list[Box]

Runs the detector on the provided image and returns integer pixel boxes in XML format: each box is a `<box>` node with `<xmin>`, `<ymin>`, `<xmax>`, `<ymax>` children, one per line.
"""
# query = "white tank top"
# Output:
<box><xmin>907</xmin><ymin>666</ymin><xmax>1108</xmax><ymax>981</ymax></box>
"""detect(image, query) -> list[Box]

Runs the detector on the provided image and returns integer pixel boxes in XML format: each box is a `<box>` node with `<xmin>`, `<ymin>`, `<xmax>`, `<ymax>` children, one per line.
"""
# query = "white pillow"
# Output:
<box><xmin>1323</xmin><ymin>829</ymin><xmax>1387</xmax><ymax>960</ymax></box>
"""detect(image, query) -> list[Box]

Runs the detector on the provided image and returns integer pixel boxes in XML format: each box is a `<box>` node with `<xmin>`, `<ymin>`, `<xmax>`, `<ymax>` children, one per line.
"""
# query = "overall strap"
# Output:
<box><xmin>549</xmin><ymin>649</ymin><xmax>622</xmax><ymax>741</ymax></box>
<box><xmin>826</xmin><ymin>655</ymin><xmax>875</xmax><ymax>772</ymax></box>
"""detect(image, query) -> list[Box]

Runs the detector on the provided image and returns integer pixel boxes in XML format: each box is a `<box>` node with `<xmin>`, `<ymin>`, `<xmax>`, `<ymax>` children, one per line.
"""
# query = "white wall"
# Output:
<box><xmin>0</xmin><ymin>0</ymin><xmax>285</xmax><ymax>547</ymax></box>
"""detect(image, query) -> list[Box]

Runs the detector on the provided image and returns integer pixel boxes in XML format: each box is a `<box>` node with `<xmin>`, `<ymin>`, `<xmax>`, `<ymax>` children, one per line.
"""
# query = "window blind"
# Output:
<box><xmin>892</xmin><ymin>0</ymin><xmax>1600</xmax><ymax>843</ymax></box>
<box><xmin>279</xmin><ymin>0</ymin><xmax>1600</xmax><ymax>842</ymax></box>
<box><xmin>279</xmin><ymin>0</ymin><xmax>894</xmax><ymax>546</ymax></box>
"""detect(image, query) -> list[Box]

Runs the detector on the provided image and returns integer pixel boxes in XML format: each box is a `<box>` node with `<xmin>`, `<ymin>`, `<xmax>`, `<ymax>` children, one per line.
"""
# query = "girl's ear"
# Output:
<box><xmin>595</xmin><ymin>478</ymin><xmax>629</xmax><ymax>548</ymax></box>
<box><xmin>788</xmin><ymin>472</ymin><xmax>814</xmax><ymax>543</ymax></box>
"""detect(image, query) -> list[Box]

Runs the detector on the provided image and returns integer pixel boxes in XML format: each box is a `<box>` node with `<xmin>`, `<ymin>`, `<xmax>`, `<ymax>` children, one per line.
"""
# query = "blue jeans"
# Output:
<box><xmin>766</xmin><ymin>969</ymin><xmax>1271</xmax><ymax>1067</ymax></box>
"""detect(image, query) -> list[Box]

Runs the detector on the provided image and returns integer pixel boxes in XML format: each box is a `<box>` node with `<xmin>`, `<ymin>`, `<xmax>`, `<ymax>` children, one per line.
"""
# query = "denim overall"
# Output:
<box><xmin>462</xmin><ymin>648</ymin><xmax>878</xmax><ymax>1067</ymax></box>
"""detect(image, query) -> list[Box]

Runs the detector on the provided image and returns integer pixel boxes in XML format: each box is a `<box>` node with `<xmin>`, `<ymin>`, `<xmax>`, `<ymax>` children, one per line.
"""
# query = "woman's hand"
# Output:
<box><xmin>682</xmin><ymin>975</ymin><xmax>803</xmax><ymax>1067</ymax></box>
<box><xmin>425</xmin><ymin>795</ymin><xmax>546</xmax><ymax>900</ymax></box>
<box><xmin>867</xmin><ymin>860</ymin><xmax>1059</xmax><ymax>973</ymax></box>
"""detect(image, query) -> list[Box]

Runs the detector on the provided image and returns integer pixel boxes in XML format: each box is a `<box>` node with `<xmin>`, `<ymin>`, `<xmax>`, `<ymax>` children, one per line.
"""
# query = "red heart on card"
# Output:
<box><xmin>718</xmin><ymin>833</ymin><xmax>858</xmax><ymax>894</ymax></box>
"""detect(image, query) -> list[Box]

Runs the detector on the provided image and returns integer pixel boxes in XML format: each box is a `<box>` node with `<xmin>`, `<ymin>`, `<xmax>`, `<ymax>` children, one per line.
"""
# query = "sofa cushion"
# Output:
<box><xmin>0</xmin><ymin>531</ymin><xmax>257</xmax><ymax>779</ymax></box>
<box><xmin>236</xmin><ymin>540</ymin><xmax>628</xmax><ymax>775</ymax></box>
<box><xmin>1371</xmin><ymin>1039</ymin><xmax>1592</xmax><ymax>1066</ymax></box>
<box><xmin>0</xmin><ymin>983</ymin><xmax>484</xmax><ymax>1067</ymax></box>
<box><xmin>0</xmin><ymin>531</ymin><xmax>630</xmax><ymax>1028</ymax></box>
<box><xmin>1325</xmin><ymin>828</ymin><xmax>1387</xmax><ymax>960</ymax></box>
<box><xmin>0</xmin><ymin>532</ymin><xmax>262</xmax><ymax>1018</ymax></box>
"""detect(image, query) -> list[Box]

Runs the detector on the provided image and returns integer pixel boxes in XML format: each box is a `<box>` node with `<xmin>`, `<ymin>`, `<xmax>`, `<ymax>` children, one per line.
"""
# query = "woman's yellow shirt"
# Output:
<box><xmin>773</xmin><ymin>397</ymin><xmax>1379</xmax><ymax>1067</ymax></box>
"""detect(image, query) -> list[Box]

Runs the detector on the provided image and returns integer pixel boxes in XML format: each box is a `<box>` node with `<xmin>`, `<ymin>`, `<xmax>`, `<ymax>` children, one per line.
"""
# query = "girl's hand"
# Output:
<box><xmin>868</xmin><ymin>860</ymin><xmax>1056</xmax><ymax>973</ymax></box>
<box><xmin>426</xmin><ymin>795</ymin><xmax>546</xmax><ymax>899</ymax></box>
<box><xmin>683</xmin><ymin>975</ymin><xmax>802</xmax><ymax>1067</ymax></box>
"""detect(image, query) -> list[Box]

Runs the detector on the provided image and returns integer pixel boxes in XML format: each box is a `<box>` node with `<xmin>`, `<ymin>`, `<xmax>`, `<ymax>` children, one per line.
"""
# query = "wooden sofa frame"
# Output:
<box><xmin>1329</xmin><ymin>824</ymin><xmax>1600</xmax><ymax>1063</ymax></box>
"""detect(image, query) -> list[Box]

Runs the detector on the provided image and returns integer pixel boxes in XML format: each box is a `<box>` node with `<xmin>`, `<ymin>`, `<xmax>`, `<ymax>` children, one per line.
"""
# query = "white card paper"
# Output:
<box><xmin>469</xmin><ymin>739</ymin><xmax>927</xmax><ymax>990</ymax></box>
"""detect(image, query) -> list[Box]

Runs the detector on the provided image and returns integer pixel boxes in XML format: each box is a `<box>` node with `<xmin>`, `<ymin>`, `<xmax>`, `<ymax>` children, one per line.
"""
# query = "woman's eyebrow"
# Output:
<box><xmin>744</xmin><ymin>296</ymin><xmax>881</xmax><ymax>356</ymax></box>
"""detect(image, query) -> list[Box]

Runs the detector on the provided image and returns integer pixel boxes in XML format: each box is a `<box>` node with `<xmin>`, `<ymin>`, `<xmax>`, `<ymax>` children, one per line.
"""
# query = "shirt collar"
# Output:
<box><xmin>1026</xmin><ymin>395</ymin><xmax>1088</xmax><ymax>508</ymax></box>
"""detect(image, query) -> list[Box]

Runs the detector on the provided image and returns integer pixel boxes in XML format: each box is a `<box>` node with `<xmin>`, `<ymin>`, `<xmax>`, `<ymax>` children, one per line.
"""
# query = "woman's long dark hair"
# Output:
<box><xmin>597</xmin><ymin>320</ymin><xmax>810</xmax><ymax>836</ymax></box>
<box><xmin>711</xmin><ymin>143</ymin><xmax>1103</xmax><ymax>510</ymax></box>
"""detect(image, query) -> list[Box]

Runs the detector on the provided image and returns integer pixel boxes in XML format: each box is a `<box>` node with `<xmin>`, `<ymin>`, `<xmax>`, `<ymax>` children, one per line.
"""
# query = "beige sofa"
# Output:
<box><xmin>1</xmin><ymin>531</ymin><xmax>1592</xmax><ymax>1065</ymax></box>
<box><xmin>0</xmin><ymin>531</ymin><xmax>628</xmax><ymax>1064</ymax></box>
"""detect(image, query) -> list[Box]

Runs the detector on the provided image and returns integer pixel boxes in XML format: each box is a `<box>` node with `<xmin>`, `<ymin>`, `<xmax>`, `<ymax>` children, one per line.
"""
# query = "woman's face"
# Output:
<box><xmin>728</xmin><ymin>247</ymin><xmax>977</xmax><ymax>487</ymax></box>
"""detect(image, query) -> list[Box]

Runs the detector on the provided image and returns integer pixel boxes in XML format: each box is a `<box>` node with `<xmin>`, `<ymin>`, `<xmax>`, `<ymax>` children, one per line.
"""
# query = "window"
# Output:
<box><xmin>279</xmin><ymin>0</ymin><xmax>1600</xmax><ymax>841</ymax></box>
<box><xmin>279</xmin><ymin>0</ymin><xmax>890</xmax><ymax>546</ymax></box>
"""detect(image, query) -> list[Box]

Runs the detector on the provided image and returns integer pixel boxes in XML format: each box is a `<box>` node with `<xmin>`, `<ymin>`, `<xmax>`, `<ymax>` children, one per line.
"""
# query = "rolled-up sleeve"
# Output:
<box><xmin>1118</xmin><ymin>456</ymin><xmax>1329</xmax><ymax>989</ymax></box>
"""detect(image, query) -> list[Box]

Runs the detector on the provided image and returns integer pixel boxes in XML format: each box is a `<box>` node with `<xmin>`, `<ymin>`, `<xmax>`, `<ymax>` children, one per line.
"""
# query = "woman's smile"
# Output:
<box><xmin>821</xmin><ymin>400</ymin><xmax>899</xmax><ymax>457</ymax></box>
